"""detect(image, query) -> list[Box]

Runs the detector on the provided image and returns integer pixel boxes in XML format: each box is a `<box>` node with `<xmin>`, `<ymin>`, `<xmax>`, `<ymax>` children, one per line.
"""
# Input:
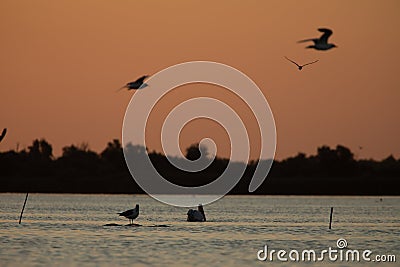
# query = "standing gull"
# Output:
<box><xmin>0</xmin><ymin>128</ymin><xmax>7</xmax><ymax>143</ymax></box>
<box><xmin>118</xmin><ymin>204</ymin><xmax>139</xmax><ymax>224</ymax></box>
<box><xmin>284</xmin><ymin>57</ymin><xmax>319</xmax><ymax>70</ymax></box>
<box><xmin>298</xmin><ymin>28</ymin><xmax>337</xmax><ymax>51</ymax></box>
<box><xmin>117</xmin><ymin>75</ymin><xmax>149</xmax><ymax>91</ymax></box>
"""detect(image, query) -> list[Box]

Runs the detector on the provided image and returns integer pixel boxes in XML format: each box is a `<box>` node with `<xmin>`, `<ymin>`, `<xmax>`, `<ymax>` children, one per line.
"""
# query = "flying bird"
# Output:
<box><xmin>118</xmin><ymin>204</ymin><xmax>139</xmax><ymax>224</ymax></box>
<box><xmin>117</xmin><ymin>75</ymin><xmax>149</xmax><ymax>91</ymax></box>
<box><xmin>298</xmin><ymin>28</ymin><xmax>337</xmax><ymax>50</ymax></box>
<box><xmin>0</xmin><ymin>128</ymin><xmax>7</xmax><ymax>143</ymax></box>
<box><xmin>284</xmin><ymin>57</ymin><xmax>319</xmax><ymax>70</ymax></box>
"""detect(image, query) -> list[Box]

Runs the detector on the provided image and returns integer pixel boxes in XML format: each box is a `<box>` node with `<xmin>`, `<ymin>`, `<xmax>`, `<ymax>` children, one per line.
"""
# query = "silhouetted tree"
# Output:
<box><xmin>28</xmin><ymin>139</ymin><xmax>53</xmax><ymax>161</ymax></box>
<box><xmin>185</xmin><ymin>143</ymin><xmax>209</xmax><ymax>161</ymax></box>
<box><xmin>336</xmin><ymin>145</ymin><xmax>354</xmax><ymax>162</ymax></box>
<box><xmin>0</xmin><ymin>150</ymin><xmax>28</xmax><ymax>176</ymax></box>
<box><xmin>316</xmin><ymin>145</ymin><xmax>356</xmax><ymax>176</ymax></box>
<box><xmin>1</xmin><ymin>139</ymin><xmax>400</xmax><ymax>194</ymax></box>
<box><xmin>279</xmin><ymin>152</ymin><xmax>313</xmax><ymax>177</ymax></box>
<box><xmin>23</xmin><ymin>139</ymin><xmax>54</xmax><ymax>176</ymax></box>
<box><xmin>100</xmin><ymin>139</ymin><xmax>126</xmax><ymax>171</ymax></box>
<box><xmin>57</xmin><ymin>143</ymin><xmax>100</xmax><ymax>175</ymax></box>
<box><xmin>185</xmin><ymin>143</ymin><xmax>201</xmax><ymax>160</ymax></box>
<box><xmin>377</xmin><ymin>155</ymin><xmax>400</xmax><ymax>176</ymax></box>
<box><xmin>317</xmin><ymin>145</ymin><xmax>336</xmax><ymax>164</ymax></box>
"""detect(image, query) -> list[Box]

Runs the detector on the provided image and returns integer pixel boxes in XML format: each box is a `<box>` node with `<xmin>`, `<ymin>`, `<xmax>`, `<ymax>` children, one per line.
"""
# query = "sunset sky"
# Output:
<box><xmin>1</xmin><ymin>0</ymin><xmax>399</xmax><ymax>161</ymax></box>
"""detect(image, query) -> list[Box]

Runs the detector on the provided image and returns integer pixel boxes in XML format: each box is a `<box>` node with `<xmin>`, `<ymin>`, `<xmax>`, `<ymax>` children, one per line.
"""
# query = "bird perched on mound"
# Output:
<box><xmin>118</xmin><ymin>204</ymin><xmax>139</xmax><ymax>224</ymax></box>
<box><xmin>187</xmin><ymin>204</ymin><xmax>206</xmax><ymax>222</ymax></box>
<box><xmin>117</xmin><ymin>75</ymin><xmax>149</xmax><ymax>91</ymax></box>
<box><xmin>284</xmin><ymin>56</ymin><xmax>319</xmax><ymax>70</ymax></box>
<box><xmin>298</xmin><ymin>28</ymin><xmax>337</xmax><ymax>51</ymax></box>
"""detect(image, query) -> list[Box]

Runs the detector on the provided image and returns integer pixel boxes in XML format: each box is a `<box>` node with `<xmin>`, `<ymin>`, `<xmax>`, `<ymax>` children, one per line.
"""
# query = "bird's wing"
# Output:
<box><xmin>138</xmin><ymin>83</ymin><xmax>149</xmax><ymax>90</ymax></box>
<box><xmin>0</xmin><ymin>128</ymin><xmax>6</xmax><ymax>142</ymax></box>
<box><xmin>115</xmin><ymin>85</ymin><xmax>127</xmax><ymax>92</ymax></box>
<box><xmin>134</xmin><ymin>75</ymin><xmax>149</xmax><ymax>84</ymax></box>
<box><xmin>318</xmin><ymin>28</ymin><xmax>333</xmax><ymax>43</ymax></box>
<box><xmin>302</xmin><ymin>60</ymin><xmax>319</xmax><ymax>67</ymax></box>
<box><xmin>297</xmin><ymin>38</ymin><xmax>318</xmax><ymax>44</ymax></box>
<box><xmin>284</xmin><ymin>56</ymin><xmax>300</xmax><ymax>67</ymax></box>
<box><xmin>118</xmin><ymin>209</ymin><xmax>133</xmax><ymax>216</ymax></box>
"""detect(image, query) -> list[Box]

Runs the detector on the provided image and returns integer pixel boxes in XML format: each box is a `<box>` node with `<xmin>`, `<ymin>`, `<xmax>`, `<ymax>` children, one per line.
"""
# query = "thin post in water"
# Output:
<box><xmin>18</xmin><ymin>193</ymin><xmax>29</xmax><ymax>224</ymax></box>
<box><xmin>329</xmin><ymin>207</ymin><xmax>334</xmax><ymax>229</ymax></box>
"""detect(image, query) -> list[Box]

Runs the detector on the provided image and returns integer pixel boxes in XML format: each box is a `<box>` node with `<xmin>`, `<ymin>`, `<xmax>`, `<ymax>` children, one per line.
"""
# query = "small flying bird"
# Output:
<box><xmin>284</xmin><ymin>57</ymin><xmax>319</xmax><ymax>70</ymax></box>
<box><xmin>298</xmin><ymin>28</ymin><xmax>337</xmax><ymax>51</ymax></box>
<box><xmin>118</xmin><ymin>204</ymin><xmax>139</xmax><ymax>224</ymax></box>
<box><xmin>117</xmin><ymin>75</ymin><xmax>149</xmax><ymax>92</ymax></box>
<box><xmin>0</xmin><ymin>128</ymin><xmax>7</xmax><ymax>143</ymax></box>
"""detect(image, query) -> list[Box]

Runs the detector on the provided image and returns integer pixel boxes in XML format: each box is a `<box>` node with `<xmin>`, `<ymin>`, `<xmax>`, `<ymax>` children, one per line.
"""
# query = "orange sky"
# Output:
<box><xmin>1</xmin><ymin>0</ymin><xmax>399</xmax><ymax>161</ymax></box>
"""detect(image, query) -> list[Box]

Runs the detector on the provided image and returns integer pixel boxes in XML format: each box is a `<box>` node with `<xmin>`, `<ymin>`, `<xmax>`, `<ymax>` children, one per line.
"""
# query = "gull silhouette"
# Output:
<box><xmin>118</xmin><ymin>204</ymin><xmax>139</xmax><ymax>224</ymax></box>
<box><xmin>187</xmin><ymin>204</ymin><xmax>206</xmax><ymax>222</ymax></box>
<box><xmin>298</xmin><ymin>28</ymin><xmax>337</xmax><ymax>50</ymax></box>
<box><xmin>284</xmin><ymin>57</ymin><xmax>319</xmax><ymax>70</ymax></box>
<box><xmin>117</xmin><ymin>75</ymin><xmax>149</xmax><ymax>92</ymax></box>
<box><xmin>0</xmin><ymin>128</ymin><xmax>7</xmax><ymax>143</ymax></box>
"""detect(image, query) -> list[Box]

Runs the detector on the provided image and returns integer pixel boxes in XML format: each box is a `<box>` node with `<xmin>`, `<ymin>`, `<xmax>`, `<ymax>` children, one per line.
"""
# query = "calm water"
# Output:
<box><xmin>0</xmin><ymin>194</ymin><xmax>398</xmax><ymax>266</ymax></box>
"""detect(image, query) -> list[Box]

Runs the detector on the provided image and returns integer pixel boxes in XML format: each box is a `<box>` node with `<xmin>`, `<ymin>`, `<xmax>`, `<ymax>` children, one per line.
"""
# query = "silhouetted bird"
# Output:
<box><xmin>117</xmin><ymin>75</ymin><xmax>149</xmax><ymax>91</ymax></box>
<box><xmin>284</xmin><ymin>57</ymin><xmax>319</xmax><ymax>70</ymax></box>
<box><xmin>0</xmin><ymin>128</ymin><xmax>7</xmax><ymax>143</ymax></box>
<box><xmin>118</xmin><ymin>204</ymin><xmax>139</xmax><ymax>224</ymax></box>
<box><xmin>187</xmin><ymin>204</ymin><xmax>206</xmax><ymax>222</ymax></box>
<box><xmin>298</xmin><ymin>28</ymin><xmax>337</xmax><ymax>50</ymax></box>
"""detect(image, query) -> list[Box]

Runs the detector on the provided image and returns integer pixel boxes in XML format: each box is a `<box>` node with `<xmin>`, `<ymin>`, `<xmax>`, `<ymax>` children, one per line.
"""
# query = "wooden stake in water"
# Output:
<box><xmin>18</xmin><ymin>193</ymin><xmax>29</xmax><ymax>224</ymax></box>
<box><xmin>329</xmin><ymin>207</ymin><xmax>334</xmax><ymax>229</ymax></box>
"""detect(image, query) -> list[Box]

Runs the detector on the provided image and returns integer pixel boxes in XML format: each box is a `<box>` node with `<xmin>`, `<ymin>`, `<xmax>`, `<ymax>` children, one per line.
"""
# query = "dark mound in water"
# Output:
<box><xmin>103</xmin><ymin>223</ymin><xmax>122</xmax><ymax>226</ymax></box>
<box><xmin>103</xmin><ymin>223</ymin><xmax>142</xmax><ymax>227</ymax></box>
<box><xmin>103</xmin><ymin>223</ymin><xmax>169</xmax><ymax>227</ymax></box>
<box><xmin>126</xmin><ymin>223</ymin><xmax>142</xmax><ymax>227</ymax></box>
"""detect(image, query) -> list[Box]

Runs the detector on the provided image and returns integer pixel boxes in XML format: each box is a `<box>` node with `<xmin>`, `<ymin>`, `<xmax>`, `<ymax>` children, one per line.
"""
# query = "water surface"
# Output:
<box><xmin>0</xmin><ymin>194</ymin><xmax>398</xmax><ymax>266</ymax></box>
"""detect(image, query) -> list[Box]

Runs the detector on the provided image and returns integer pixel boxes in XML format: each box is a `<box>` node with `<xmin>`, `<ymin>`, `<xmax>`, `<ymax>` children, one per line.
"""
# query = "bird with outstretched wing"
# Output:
<box><xmin>284</xmin><ymin>57</ymin><xmax>319</xmax><ymax>70</ymax></box>
<box><xmin>298</xmin><ymin>28</ymin><xmax>337</xmax><ymax>50</ymax></box>
<box><xmin>0</xmin><ymin>128</ymin><xmax>7</xmax><ymax>143</ymax></box>
<box><xmin>117</xmin><ymin>75</ymin><xmax>150</xmax><ymax>92</ymax></box>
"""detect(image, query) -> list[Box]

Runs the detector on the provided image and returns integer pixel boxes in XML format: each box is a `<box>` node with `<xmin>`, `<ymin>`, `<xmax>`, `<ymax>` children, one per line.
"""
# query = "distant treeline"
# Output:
<box><xmin>0</xmin><ymin>139</ymin><xmax>399</xmax><ymax>195</ymax></box>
